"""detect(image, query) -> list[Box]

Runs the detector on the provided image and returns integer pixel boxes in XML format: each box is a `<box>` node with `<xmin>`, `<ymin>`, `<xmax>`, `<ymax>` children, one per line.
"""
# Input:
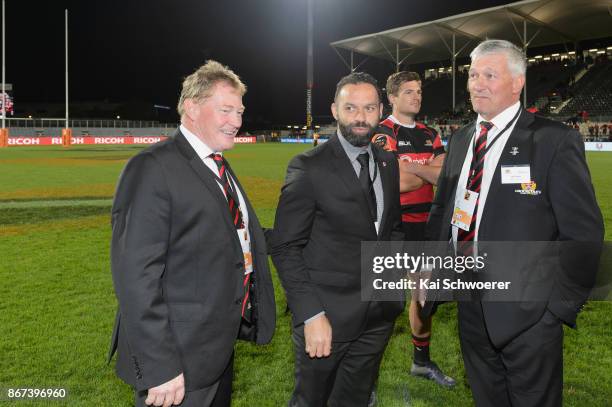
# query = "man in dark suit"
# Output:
<box><xmin>108</xmin><ymin>60</ymin><xmax>275</xmax><ymax>407</ymax></box>
<box><xmin>425</xmin><ymin>40</ymin><xmax>604</xmax><ymax>407</ymax></box>
<box><xmin>271</xmin><ymin>72</ymin><xmax>405</xmax><ymax>407</ymax></box>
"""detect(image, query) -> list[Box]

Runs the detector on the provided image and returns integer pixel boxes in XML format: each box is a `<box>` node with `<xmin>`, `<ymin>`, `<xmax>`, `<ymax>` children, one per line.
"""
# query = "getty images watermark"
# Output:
<box><xmin>360</xmin><ymin>241</ymin><xmax>611</xmax><ymax>303</ymax></box>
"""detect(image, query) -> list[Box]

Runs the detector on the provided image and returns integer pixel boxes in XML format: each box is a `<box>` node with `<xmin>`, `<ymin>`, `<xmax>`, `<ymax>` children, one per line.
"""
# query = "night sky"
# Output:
<box><xmin>5</xmin><ymin>0</ymin><xmax>514</xmax><ymax>128</ymax></box>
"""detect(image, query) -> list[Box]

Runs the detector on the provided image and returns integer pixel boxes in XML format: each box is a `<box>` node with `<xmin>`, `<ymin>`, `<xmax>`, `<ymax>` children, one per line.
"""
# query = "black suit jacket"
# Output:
<box><xmin>425</xmin><ymin>109</ymin><xmax>604</xmax><ymax>347</ymax></box>
<box><xmin>108</xmin><ymin>130</ymin><xmax>275</xmax><ymax>392</ymax></box>
<box><xmin>271</xmin><ymin>135</ymin><xmax>405</xmax><ymax>342</ymax></box>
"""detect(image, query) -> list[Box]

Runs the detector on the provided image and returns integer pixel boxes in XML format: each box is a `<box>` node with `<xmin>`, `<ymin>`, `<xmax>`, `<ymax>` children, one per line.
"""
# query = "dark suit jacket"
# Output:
<box><xmin>425</xmin><ymin>109</ymin><xmax>604</xmax><ymax>347</ymax></box>
<box><xmin>271</xmin><ymin>135</ymin><xmax>405</xmax><ymax>342</ymax></box>
<box><xmin>108</xmin><ymin>130</ymin><xmax>275</xmax><ymax>392</ymax></box>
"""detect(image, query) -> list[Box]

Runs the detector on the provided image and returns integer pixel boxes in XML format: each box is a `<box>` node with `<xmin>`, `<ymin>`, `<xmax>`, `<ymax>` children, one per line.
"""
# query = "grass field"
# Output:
<box><xmin>0</xmin><ymin>144</ymin><xmax>610</xmax><ymax>406</ymax></box>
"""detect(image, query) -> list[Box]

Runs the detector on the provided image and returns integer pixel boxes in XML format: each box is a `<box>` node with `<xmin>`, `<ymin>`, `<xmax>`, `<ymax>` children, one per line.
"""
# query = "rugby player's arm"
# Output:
<box><xmin>398</xmin><ymin>159</ymin><xmax>424</xmax><ymax>192</ymax></box>
<box><xmin>408</xmin><ymin>153</ymin><xmax>446</xmax><ymax>186</ymax></box>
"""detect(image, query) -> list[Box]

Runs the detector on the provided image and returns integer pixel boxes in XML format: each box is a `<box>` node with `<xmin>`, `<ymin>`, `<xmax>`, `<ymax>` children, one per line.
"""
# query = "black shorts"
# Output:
<box><xmin>402</xmin><ymin>221</ymin><xmax>426</xmax><ymax>241</ymax></box>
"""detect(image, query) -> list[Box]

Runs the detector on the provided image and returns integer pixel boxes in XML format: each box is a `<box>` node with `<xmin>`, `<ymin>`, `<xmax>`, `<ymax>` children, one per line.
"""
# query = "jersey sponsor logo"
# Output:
<box><xmin>424</xmin><ymin>139</ymin><xmax>433</xmax><ymax>147</ymax></box>
<box><xmin>398</xmin><ymin>140</ymin><xmax>412</xmax><ymax>147</ymax></box>
<box><xmin>400</xmin><ymin>155</ymin><xmax>429</xmax><ymax>165</ymax></box>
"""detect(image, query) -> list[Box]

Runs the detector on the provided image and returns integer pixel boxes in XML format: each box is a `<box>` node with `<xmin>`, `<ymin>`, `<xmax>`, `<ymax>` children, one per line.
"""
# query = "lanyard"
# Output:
<box><xmin>468</xmin><ymin>108</ymin><xmax>522</xmax><ymax>185</ymax></box>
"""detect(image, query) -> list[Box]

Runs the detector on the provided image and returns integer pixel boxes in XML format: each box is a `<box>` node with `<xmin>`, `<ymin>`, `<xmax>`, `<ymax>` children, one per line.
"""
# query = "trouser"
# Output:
<box><xmin>289</xmin><ymin>302</ymin><xmax>395</xmax><ymax>407</ymax></box>
<box><xmin>401</xmin><ymin>221</ymin><xmax>426</xmax><ymax>242</ymax></box>
<box><xmin>458</xmin><ymin>302</ymin><xmax>563</xmax><ymax>407</ymax></box>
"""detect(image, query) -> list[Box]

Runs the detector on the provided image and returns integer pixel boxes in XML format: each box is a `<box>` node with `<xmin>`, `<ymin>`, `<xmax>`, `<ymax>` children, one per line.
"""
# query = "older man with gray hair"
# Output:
<box><xmin>424</xmin><ymin>39</ymin><xmax>603</xmax><ymax>406</ymax></box>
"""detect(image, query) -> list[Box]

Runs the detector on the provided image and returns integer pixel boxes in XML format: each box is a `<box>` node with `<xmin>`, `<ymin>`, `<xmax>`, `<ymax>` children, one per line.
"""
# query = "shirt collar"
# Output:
<box><xmin>476</xmin><ymin>101</ymin><xmax>521</xmax><ymax>131</ymax></box>
<box><xmin>336</xmin><ymin>130</ymin><xmax>372</xmax><ymax>162</ymax></box>
<box><xmin>180</xmin><ymin>124</ymin><xmax>219</xmax><ymax>160</ymax></box>
<box><xmin>388</xmin><ymin>114</ymin><xmax>416</xmax><ymax>128</ymax></box>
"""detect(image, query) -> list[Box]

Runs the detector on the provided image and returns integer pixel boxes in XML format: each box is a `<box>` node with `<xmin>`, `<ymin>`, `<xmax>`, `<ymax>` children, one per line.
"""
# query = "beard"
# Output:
<box><xmin>338</xmin><ymin>120</ymin><xmax>376</xmax><ymax>147</ymax></box>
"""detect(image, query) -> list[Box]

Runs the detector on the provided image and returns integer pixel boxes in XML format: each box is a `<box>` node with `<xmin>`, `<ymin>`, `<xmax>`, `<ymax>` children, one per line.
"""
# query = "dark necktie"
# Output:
<box><xmin>211</xmin><ymin>154</ymin><xmax>252</xmax><ymax>321</ymax></box>
<box><xmin>356</xmin><ymin>152</ymin><xmax>377</xmax><ymax>223</ymax></box>
<box><xmin>457</xmin><ymin>121</ymin><xmax>493</xmax><ymax>248</ymax></box>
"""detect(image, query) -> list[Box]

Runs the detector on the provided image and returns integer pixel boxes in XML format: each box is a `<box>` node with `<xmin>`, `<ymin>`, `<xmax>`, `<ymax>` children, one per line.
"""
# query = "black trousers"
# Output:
<box><xmin>458</xmin><ymin>302</ymin><xmax>563</xmax><ymax>407</ymax></box>
<box><xmin>136</xmin><ymin>353</ymin><xmax>233</xmax><ymax>407</ymax></box>
<box><xmin>289</xmin><ymin>302</ymin><xmax>395</xmax><ymax>407</ymax></box>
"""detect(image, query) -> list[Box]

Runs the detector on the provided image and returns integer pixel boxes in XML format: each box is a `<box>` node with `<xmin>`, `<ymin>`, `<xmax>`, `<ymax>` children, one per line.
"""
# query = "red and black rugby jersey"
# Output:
<box><xmin>372</xmin><ymin>117</ymin><xmax>445</xmax><ymax>223</ymax></box>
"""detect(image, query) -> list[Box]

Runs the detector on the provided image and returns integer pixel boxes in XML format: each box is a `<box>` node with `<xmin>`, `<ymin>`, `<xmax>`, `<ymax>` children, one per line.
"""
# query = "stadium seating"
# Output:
<box><xmin>525</xmin><ymin>59</ymin><xmax>582</xmax><ymax>107</ymax></box>
<box><xmin>559</xmin><ymin>59</ymin><xmax>612</xmax><ymax>116</ymax></box>
<box><xmin>420</xmin><ymin>71</ymin><xmax>469</xmax><ymax>117</ymax></box>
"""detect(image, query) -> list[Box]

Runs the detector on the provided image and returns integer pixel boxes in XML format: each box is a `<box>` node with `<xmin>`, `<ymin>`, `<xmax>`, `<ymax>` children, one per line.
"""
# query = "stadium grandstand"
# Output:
<box><xmin>330</xmin><ymin>0</ymin><xmax>612</xmax><ymax>144</ymax></box>
<box><xmin>3</xmin><ymin>0</ymin><xmax>611</xmax><ymax>148</ymax></box>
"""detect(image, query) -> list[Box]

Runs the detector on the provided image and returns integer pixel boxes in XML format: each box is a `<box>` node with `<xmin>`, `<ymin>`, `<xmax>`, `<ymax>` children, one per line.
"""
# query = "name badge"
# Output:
<box><xmin>451</xmin><ymin>189</ymin><xmax>479</xmax><ymax>231</ymax></box>
<box><xmin>501</xmin><ymin>165</ymin><xmax>531</xmax><ymax>184</ymax></box>
<box><xmin>238</xmin><ymin>228</ymin><xmax>253</xmax><ymax>275</ymax></box>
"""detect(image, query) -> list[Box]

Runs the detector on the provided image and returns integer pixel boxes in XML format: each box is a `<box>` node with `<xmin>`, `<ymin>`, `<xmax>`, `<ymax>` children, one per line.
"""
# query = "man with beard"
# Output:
<box><xmin>271</xmin><ymin>72</ymin><xmax>405</xmax><ymax>406</ymax></box>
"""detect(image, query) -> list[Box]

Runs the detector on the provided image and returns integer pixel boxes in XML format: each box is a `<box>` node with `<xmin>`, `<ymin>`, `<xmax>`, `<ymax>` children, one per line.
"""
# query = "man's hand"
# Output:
<box><xmin>145</xmin><ymin>373</ymin><xmax>185</xmax><ymax>407</ymax></box>
<box><xmin>304</xmin><ymin>314</ymin><xmax>332</xmax><ymax>358</ymax></box>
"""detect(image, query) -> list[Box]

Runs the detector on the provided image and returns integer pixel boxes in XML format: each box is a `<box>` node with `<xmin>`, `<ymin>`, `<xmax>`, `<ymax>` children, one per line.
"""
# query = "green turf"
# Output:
<box><xmin>0</xmin><ymin>144</ymin><xmax>610</xmax><ymax>406</ymax></box>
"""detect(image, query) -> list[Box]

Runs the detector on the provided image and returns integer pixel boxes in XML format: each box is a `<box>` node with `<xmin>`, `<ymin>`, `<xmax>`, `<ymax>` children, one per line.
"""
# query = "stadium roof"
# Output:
<box><xmin>330</xmin><ymin>0</ymin><xmax>612</xmax><ymax>70</ymax></box>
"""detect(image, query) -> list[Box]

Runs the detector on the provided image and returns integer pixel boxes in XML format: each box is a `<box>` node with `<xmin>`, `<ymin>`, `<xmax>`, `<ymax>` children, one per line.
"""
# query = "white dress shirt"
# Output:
<box><xmin>180</xmin><ymin>124</ymin><xmax>250</xmax><ymax>231</ymax></box>
<box><xmin>452</xmin><ymin>102</ymin><xmax>522</xmax><ymax>243</ymax></box>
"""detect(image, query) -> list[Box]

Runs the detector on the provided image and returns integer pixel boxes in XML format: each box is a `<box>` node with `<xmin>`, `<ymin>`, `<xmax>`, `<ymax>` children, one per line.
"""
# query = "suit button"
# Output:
<box><xmin>235</xmin><ymin>299</ymin><xmax>242</xmax><ymax>305</ymax></box>
<box><xmin>136</xmin><ymin>373</ymin><xmax>142</xmax><ymax>379</ymax></box>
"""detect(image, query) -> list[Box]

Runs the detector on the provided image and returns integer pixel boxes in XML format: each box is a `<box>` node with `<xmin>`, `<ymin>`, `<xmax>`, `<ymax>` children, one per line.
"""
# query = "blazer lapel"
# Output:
<box><xmin>439</xmin><ymin>124</ymin><xmax>474</xmax><ymax>240</ymax></box>
<box><xmin>174</xmin><ymin>131</ymin><xmax>243</xmax><ymax>252</ymax></box>
<box><xmin>452</xmin><ymin>123</ymin><xmax>475</xmax><ymax>176</ymax></box>
<box><xmin>329</xmin><ymin>135</ymin><xmax>377</xmax><ymax>236</ymax></box>
<box><xmin>479</xmin><ymin>110</ymin><xmax>535</xmax><ymax>238</ymax></box>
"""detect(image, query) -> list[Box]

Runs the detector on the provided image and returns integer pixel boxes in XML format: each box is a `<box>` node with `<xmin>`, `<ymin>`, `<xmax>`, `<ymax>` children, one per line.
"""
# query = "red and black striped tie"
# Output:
<box><xmin>457</xmin><ymin>121</ymin><xmax>493</xmax><ymax>250</ymax></box>
<box><xmin>211</xmin><ymin>154</ymin><xmax>244</xmax><ymax>229</ymax></box>
<box><xmin>211</xmin><ymin>153</ymin><xmax>251</xmax><ymax>320</ymax></box>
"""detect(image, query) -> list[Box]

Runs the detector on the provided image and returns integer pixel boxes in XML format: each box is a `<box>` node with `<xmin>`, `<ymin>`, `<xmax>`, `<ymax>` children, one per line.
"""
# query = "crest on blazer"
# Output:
<box><xmin>514</xmin><ymin>181</ymin><xmax>541</xmax><ymax>195</ymax></box>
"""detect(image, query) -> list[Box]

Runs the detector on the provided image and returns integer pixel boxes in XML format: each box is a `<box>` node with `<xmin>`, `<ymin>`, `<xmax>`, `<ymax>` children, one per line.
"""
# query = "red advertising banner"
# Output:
<box><xmin>234</xmin><ymin>136</ymin><xmax>257</xmax><ymax>144</ymax></box>
<box><xmin>7</xmin><ymin>136</ymin><xmax>258</xmax><ymax>146</ymax></box>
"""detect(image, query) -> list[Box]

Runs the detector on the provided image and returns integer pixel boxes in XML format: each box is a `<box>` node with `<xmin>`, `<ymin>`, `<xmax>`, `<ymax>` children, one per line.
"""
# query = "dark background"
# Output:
<box><xmin>4</xmin><ymin>0</ymin><xmax>517</xmax><ymax>127</ymax></box>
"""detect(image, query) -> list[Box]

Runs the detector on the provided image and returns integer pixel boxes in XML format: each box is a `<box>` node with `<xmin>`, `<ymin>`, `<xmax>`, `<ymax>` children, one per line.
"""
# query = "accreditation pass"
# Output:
<box><xmin>451</xmin><ymin>189</ymin><xmax>478</xmax><ymax>231</ymax></box>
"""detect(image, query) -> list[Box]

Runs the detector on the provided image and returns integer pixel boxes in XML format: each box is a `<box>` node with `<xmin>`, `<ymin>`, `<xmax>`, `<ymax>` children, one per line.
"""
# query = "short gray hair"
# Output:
<box><xmin>470</xmin><ymin>39</ymin><xmax>526</xmax><ymax>77</ymax></box>
<box><xmin>177</xmin><ymin>60</ymin><xmax>246</xmax><ymax>116</ymax></box>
